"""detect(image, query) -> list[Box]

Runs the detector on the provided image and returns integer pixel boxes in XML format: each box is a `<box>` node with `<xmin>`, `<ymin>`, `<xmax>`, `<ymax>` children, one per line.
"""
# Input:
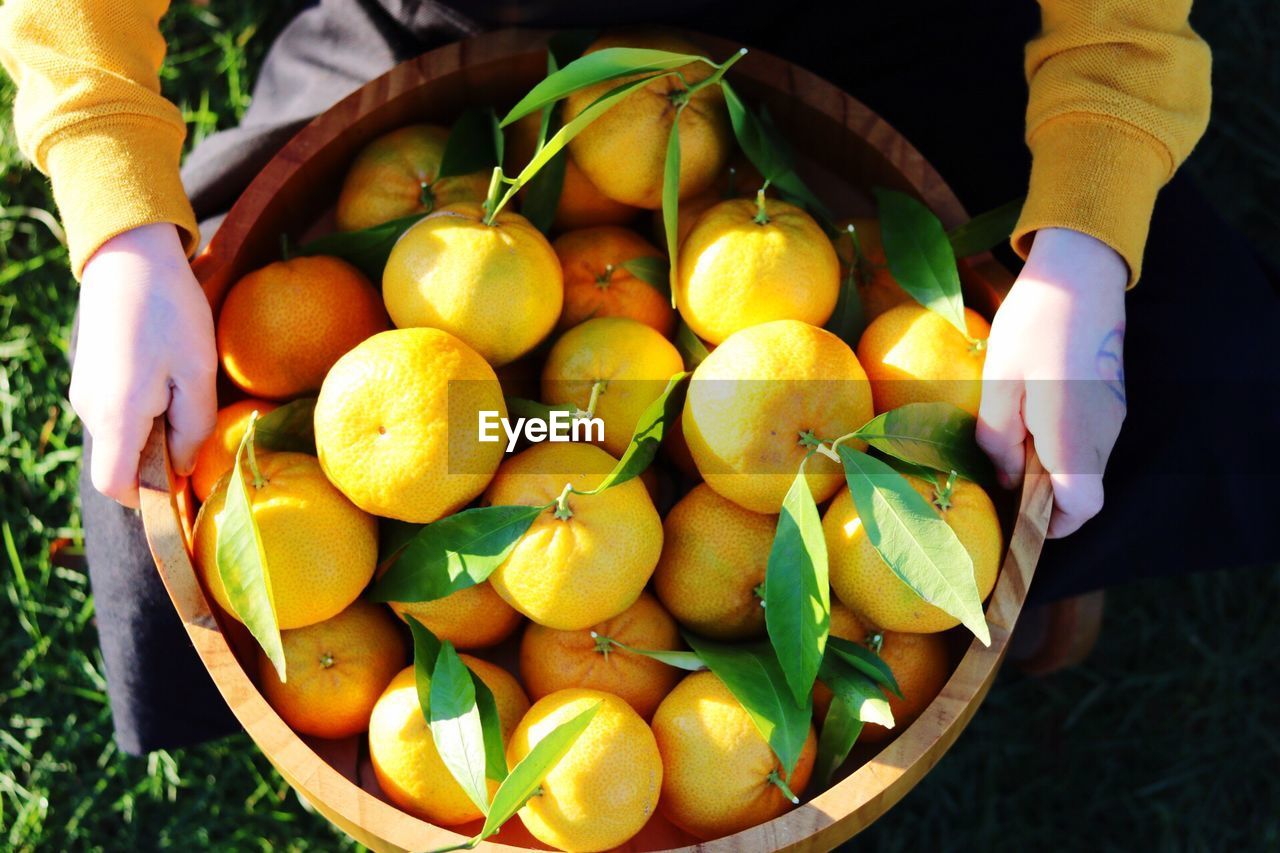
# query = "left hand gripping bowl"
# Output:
<box><xmin>138</xmin><ymin>28</ymin><xmax>1053</xmax><ymax>852</ymax></box>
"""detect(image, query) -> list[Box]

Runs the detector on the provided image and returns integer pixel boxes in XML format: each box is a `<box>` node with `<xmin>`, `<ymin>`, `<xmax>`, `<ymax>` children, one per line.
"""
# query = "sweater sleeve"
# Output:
<box><xmin>0</xmin><ymin>0</ymin><xmax>197</xmax><ymax>279</ymax></box>
<box><xmin>1013</xmin><ymin>0</ymin><xmax>1212</xmax><ymax>285</ymax></box>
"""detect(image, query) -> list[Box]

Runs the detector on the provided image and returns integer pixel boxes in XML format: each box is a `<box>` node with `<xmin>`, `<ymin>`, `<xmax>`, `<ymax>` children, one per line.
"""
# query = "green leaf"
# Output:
<box><xmin>619</xmin><ymin>256</ymin><xmax>670</xmax><ymax>297</ymax></box>
<box><xmin>675</xmin><ymin>320</ymin><xmax>711</xmax><ymax>369</ymax></box>
<box><xmin>515</xmin><ymin>41</ymin><xmax>573</xmax><ymax>234</ymax></box>
<box><xmin>438</xmin><ymin>107</ymin><xmax>502</xmax><ymax>179</ymax></box>
<box><xmin>836</xmin><ymin>446</ymin><xmax>990</xmax><ymax>645</ymax></box>
<box><xmin>764</xmin><ymin>464</ymin><xmax>830</xmax><ymax>707</ymax></box>
<box><xmin>214</xmin><ymin>418</ymin><xmax>285</xmax><ymax>680</ymax></box>
<box><xmin>818</xmin><ymin>653</ymin><xmax>894</xmax><ymax>729</ymax></box>
<box><xmin>874</xmin><ymin>187</ymin><xmax>968</xmax><ymax>336</ymax></box>
<box><xmin>472</xmin><ymin>673</ymin><xmax>508</xmax><ymax>783</ymax></box>
<box><xmin>471</xmin><ymin>702</ymin><xmax>601</xmax><ymax>845</ymax></box>
<box><xmin>501</xmin><ymin>47</ymin><xmax>706</xmax><ymax>127</ymax></box>
<box><xmin>429</xmin><ymin>642</ymin><xmax>491</xmax><ymax>813</ymax></box>
<box><xmin>295</xmin><ymin>215</ymin><xmax>423</xmax><ymax>280</ymax></box>
<box><xmin>406</xmin><ymin>615</ymin><xmax>443</xmax><ymax>720</ymax></box>
<box><xmin>505</xmin><ymin>74</ymin><xmax>666</xmax><ymax>200</ymax></box>
<box><xmin>721</xmin><ymin>82</ymin><xmax>834</xmax><ymax>228</ymax></box>
<box><xmin>853</xmin><ymin>402</ymin><xmax>995</xmax><ymax>485</ymax></box>
<box><xmin>519</xmin><ymin>148</ymin><xmax>567</xmax><ymax>234</ymax></box>
<box><xmin>378</xmin><ymin>518</ymin><xmax>423</xmax><ymax>566</ymax></box>
<box><xmin>825</xmin><ymin>636</ymin><xmax>901</xmax><ymax>699</ymax></box>
<box><xmin>254</xmin><ymin>398</ymin><xmax>316</xmax><ymax>454</ymax></box>
<box><xmin>662</xmin><ymin>109</ymin><xmax>683</xmax><ymax>303</ymax></box>
<box><xmin>581</xmin><ymin>372</ymin><xmax>688</xmax><ymax>494</ymax></box>
<box><xmin>948</xmin><ymin>197</ymin><xmax>1024</xmax><ymax>258</ymax></box>
<box><xmin>595</xmin><ymin>635</ymin><xmax>706</xmax><ymax>671</ymax></box>
<box><xmin>813</xmin><ymin>694</ymin><xmax>863</xmax><ymax>788</ymax></box>
<box><xmin>682</xmin><ymin>634</ymin><xmax>812</xmax><ymax>776</ymax></box>
<box><xmin>825</xmin><ymin>250</ymin><xmax>866</xmax><ymax>346</ymax></box>
<box><xmin>368</xmin><ymin>505</ymin><xmax>545</xmax><ymax>603</ymax></box>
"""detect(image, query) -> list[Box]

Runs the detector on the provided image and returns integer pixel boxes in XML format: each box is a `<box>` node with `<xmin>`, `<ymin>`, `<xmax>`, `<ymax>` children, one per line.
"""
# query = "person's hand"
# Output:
<box><xmin>977</xmin><ymin>227</ymin><xmax>1128</xmax><ymax>538</ymax></box>
<box><xmin>71</xmin><ymin>223</ymin><xmax>217</xmax><ymax>508</ymax></box>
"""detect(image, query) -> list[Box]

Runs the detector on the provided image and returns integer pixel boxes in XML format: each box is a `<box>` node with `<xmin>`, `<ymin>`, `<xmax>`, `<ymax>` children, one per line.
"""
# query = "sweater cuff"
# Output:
<box><xmin>1012</xmin><ymin>115</ymin><xmax>1171</xmax><ymax>288</ymax></box>
<box><xmin>43</xmin><ymin>116</ymin><xmax>199</xmax><ymax>279</ymax></box>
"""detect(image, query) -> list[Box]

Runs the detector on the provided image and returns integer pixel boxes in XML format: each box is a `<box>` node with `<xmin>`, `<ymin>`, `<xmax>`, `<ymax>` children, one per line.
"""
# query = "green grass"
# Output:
<box><xmin>1</xmin><ymin>3</ymin><xmax>1277</xmax><ymax>851</ymax></box>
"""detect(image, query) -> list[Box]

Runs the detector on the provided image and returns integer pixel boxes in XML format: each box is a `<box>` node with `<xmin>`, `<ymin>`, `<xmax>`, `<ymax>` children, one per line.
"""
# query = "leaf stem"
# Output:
<box><xmin>553</xmin><ymin>482</ymin><xmax>575</xmax><ymax>520</ymax></box>
<box><xmin>584</xmin><ymin>379</ymin><xmax>606</xmax><ymax>419</ymax></box>
<box><xmin>688</xmin><ymin>47</ymin><xmax>748</xmax><ymax>93</ymax></box>
<box><xmin>752</xmin><ymin>188</ymin><xmax>770</xmax><ymax>225</ymax></box>
<box><xmin>589</xmin><ymin>631</ymin><xmax>614</xmax><ymax>657</ymax></box>
<box><xmin>767</xmin><ymin>769</ymin><xmax>800</xmax><ymax>804</ymax></box>
<box><xmin>481</xmin><ymin>166</ymin><xmax>506</xmax><ymax>225</ymax></box>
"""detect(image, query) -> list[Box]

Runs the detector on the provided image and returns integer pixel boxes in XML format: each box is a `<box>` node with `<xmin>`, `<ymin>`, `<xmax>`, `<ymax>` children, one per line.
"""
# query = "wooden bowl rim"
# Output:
<box><xmin>142</xmin><ymin>27</ymin><xmax>1051</xmax><ymax>853</ymax></box>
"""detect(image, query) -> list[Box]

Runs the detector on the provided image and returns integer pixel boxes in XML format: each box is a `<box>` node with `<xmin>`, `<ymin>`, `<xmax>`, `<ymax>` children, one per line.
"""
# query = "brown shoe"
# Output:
<box><xmin>1007</xmin><ymin>591</ymin><xmax>1105</xmax><ymax>676</ymax></box>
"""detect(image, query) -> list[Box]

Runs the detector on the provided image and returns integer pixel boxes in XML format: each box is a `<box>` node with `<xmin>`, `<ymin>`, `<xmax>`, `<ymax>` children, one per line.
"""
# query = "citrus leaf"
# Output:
<box><xmin>581</xmin><ymin>372</ymin><xmax>688</xmax><ymax>494</ymax></box>
<box><xmin>472</xmin><ymin>672</ymin><xmax>508</xmax><ymax>783</ymax></box>
<box><xmin>764</xmin><ymin>463</ymin><xmax>830</xmax><ymax>707</ymax></box>
<box><xmin>405</xmin><ymin>615</ymin><xmax>443</xmax><ymax>722</ymax></box>
<box><xmin>948</xmin><ymin>197</ymin><xmax>1024</xmax><ymax>258</ymax></box>
<box><xmin>516</xmin><ymin>43</ymin><xmax>571</xmax><ymax>233</ymax></box>
<box><xmin>519</xmin><ymin>148</ymin><xmax>567</xmax><ymax>234</ymax></box>
<box><xmin>662</xmin><ymin>109</ymin><xmax>682</xmax><ymax>304</ymax></box>
<box><xmin>501</xmin><ymin>47</ymin><xmax>706</xmax><ymax>126</ymax></box>
<box><xmin>682</xmin><ymin>634</ymin><xmax>812</xmax><ymax>776</ymax></box>
<box><xmin>438</xmin><ymin>107</ymin><xmax>502</xmax><ymax>179</ymax></box>
<box><xmin>214</xmin><ymin>418</ymin><xmax>284</xmax><ymax>681</ymax></box>
<box><xmin>825</xmin><ymin>256</ymin><xmax>866</xmax><ymax>347</ymax></box>
<box><xmin>505</xmin><ymin>74</ymin><xmax>666</xmax><ymax>198</ymax></box>
<box><xmin>254</xmin><ymin>398</ymin><xmax>316</xmax><ymax>454</ymax></box>
<box><xmin>620</xmin><ymin>256</ymin><xmax>670</xmax><ymax>297</ymax></box>
<box><xmin>471</xmin><ymin>702</ymin><xmax>601</xmax><ymax>844</ymax></box>
<box><xmin>836</xmin><ymin>446</ymin><xmax>990</xmax><ymax>645</ymax></box>
<box><xmin>825</xmin><ymin>636</ymin><xmax>902</xmax><ymax>699</ymax></box>
<box><xmin>818</xmin><ymin>653</ymin><xmax>894</xmax><ymax>728</ymax></box>
<box><xmin>378</xmin><ymin>518</ymin><xmax>423</xmax><ymax>566</ymax></box>
<box><xmin>430</xmin><ymin>642</ymin><xmax>491</xmax><ymax>813</ymax></box>
<box><xmin>853</xmin><ymin>402</ymin><xmax>995</xmax><ymax>486</ymax></box>
<box><xmin>295</xmin><ymin>216</ymin><xmax>423</xmax><ymax>280</ymax></box>
<box><xmin>874</xmin><ymin>187</ymin><xmax>968</xmax><ymax>336</ymax></box>
<box><xmin>813</xmin><ymin>694</ymin><xmax>863</xmax><ymax>788</ymax></box>
<box><xmin>721</xmin><ymin>81</ymin><xmax>834</xmax><ymax>228</ymax></box>
<box><xmin>594</xmin><ymin>635</ymin><xmax>706</xmax><ymax>671</ymax></box>
<box><xmin>368</xmin><ymin>505</ymin><xmax>545</xmax><ymax>603</ymax></box>
<box><xmin>674</xmin><ymin>320</ymin><xmax>711</xmax><ymax>369</ymax></box>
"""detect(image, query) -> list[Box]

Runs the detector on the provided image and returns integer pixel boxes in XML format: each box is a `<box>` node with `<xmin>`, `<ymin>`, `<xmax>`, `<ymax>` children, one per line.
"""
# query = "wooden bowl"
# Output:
<box><xmin>139</xmin><ymin>28</ymin><xmax>1052</xmax><ymax>852</ymax></box>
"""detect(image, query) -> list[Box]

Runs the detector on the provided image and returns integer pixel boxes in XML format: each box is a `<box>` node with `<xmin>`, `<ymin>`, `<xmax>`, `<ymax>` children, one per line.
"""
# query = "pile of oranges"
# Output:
<box><xmin>187</xmin><ymin>30</ymin><xmax>1002</xmax><ymax>852</ymax></box>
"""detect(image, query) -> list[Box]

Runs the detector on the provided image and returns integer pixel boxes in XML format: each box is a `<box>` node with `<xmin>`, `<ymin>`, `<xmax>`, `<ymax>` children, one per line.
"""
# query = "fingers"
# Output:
<box><xmin>1025</xmin><ymin>381</ymin><xmax>1119</xmax><ymax>538</ymax></box>
<box><xmin>1046</xmin><ymin>471</ymin><xmax>1105</xmax><ymax>539</ymax></box>
<box><xmin>85</xmin><ymin>410</ymin><xmax>154</xmax><ymax>509</ymax></box>
<box><xmin>977</xmin><ymin>367</ymin><xmax>1026</xmax><ymax>490</ymax></box>
<box><xmin>166</xmin><ymin>360</ymin><xmax>218</xmax><ymax>477</ymax></box>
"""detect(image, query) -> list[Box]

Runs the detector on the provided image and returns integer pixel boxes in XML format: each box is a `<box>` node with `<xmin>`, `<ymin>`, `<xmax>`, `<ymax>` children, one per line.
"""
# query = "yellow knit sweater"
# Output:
<box><xmin>0</xmin><ymin>1</ymin><xmax>1210</xmax><ymax>283</ymax></box>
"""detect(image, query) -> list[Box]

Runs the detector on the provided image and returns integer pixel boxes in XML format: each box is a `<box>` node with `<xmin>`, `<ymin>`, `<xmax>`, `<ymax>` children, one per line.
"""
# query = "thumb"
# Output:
<box><xmin>166</xmin><ymin>369</ymin><xmax>217</xmax><ymax>477</ymax></box>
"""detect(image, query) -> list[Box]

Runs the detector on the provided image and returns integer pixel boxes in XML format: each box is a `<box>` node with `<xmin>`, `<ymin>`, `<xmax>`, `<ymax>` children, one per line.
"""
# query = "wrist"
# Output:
<box><xmin>83</xmin><ymin>223</ymin><xmax>192</xmax><ymax>284</ymax></box>
<box><xmin>1022</xmin><ymin>227</ymin><xmax>1127</xmax><ymax>299</ymax></box>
